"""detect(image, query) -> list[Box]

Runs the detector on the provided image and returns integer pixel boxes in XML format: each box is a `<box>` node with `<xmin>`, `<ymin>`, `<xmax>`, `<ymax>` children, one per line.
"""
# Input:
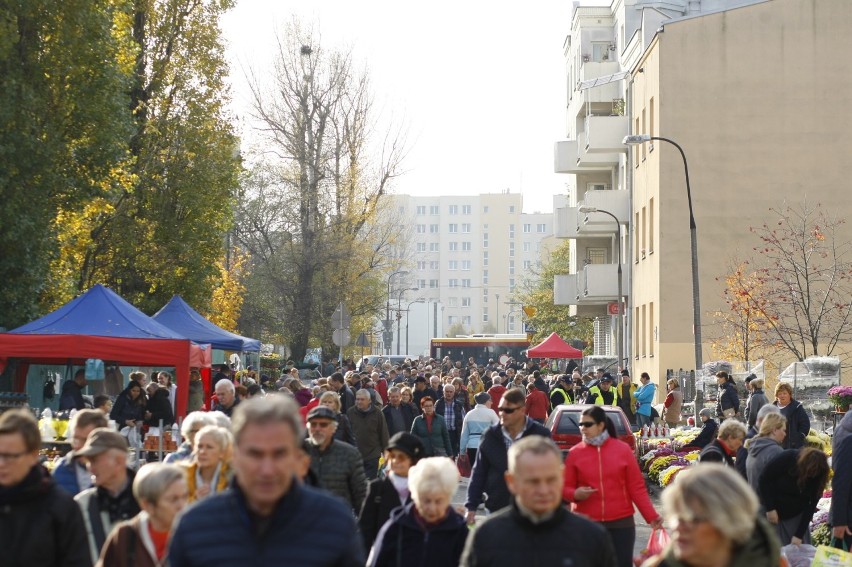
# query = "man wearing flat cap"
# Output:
<box><xmin>305</xmin><ymin>405</ymin><xmax>367</xmax><ymax>513</ymax></box>
<box><xmin>74</xmin><ymin>428</ymin><xmax>140</xmax><ymax>563</ymax></box>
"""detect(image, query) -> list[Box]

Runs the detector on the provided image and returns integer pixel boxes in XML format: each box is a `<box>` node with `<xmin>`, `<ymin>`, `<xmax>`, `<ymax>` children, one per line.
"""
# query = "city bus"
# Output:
<box><xmin>429</xmin><ymin>334</ymin><xmax>530</xmax><ymax>365</ymax></box>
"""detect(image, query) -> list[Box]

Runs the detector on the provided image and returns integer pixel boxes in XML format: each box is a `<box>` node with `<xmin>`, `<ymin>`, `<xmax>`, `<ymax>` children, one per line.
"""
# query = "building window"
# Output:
<box><xmin>509</xmin><ymin>260</ymin><xmax>515</xmax><ymax>275</ymax></box>
<box><xmin>483</xmin><ymin>233</ymin><xmax>488</xmax><ymax>248</ymax></box>
<box><xmin>430</xmin><ymin>242</ymin><xmax>439</xmax><ymax>252</ymax></box>
<box><xmin>417</xmin><ymin>279</ymin><xmax>426</xmax><ymax>288</ymax></box>
<box><xmin>449</xmin><ymin>279</ymin><xmax>458</xmax><ymax>288</ymax></box>
<box><xmin>592</xmin><ymin>41</ymin><xmax>611</xmax><ymax>62</ymax></box>
<box><xmin>430</xmin><ymin>261</ymin><xmax>439</xmax><ymax>270</ymax></box>
<box><xmin>462</xmin><ymin>242</ymin><xmax>471</xmax><ymax>251</ymax></box>
<box><xmin>462</xmin><ymin>279</ymin><xmax>471</xmax><ymax>288</ymax></box>
<box><xmin>462</xmin><ymin>223</ymin><xmax>471</xmax><ymax>233</ymax></box>
<box><xmin>462</xmin><ymin>297</ymin><xmax>471</xmax><ymax>307</ymax></box>
<box><xmin>537</xmin><ymin>223</ymin><xmax>546</xmax><ymax>233</ymax></box>
<box><xmin>509</xmin><ymin>242</ymin><xmax>515</xmax><ymax>257</ymax></box>
<box><xmin>416</xmin><ymin>224</ymin><xmax>426</xmax><ymax>234</ymax></box>
<box><xmin>483</xmin><ymin>251</ymin><xmax>488</xmax><ymax>267</ymax></box>
<box><xmin>462</xmin><ymin>260</ymin><xmax>471</xmax><ymax>270</ymax></box>
<box><xmin>429</xmin><ymin>279</ymin><xmax>438</xmax><ymax>288</ymax></box>
<box><xmin>399</xmin><ymin>206</ymin><xmax>405</xmax><ymax>214</ymax></box>
<box><xmin>483</xmin><ymin>206</ymin><xmax>489</xmax><ymax>213</ymax></box>
<box><xmin>448</xmin><ymin>260</ymin><xmax>458</xmax><ymax>270</ymax></box>
<box><xmin>509</xmin><ymin>278</ymin><xmax>515</xmax><ymax>290</ymax></box>
<box><xmin>523</xmin><ymin>224</ymin><xmax>531</xmax><ymax>233</ymax></box>
<box><xmin>449</xmin><ymin>242</ymin><xmax>458</xmax><ymax>251</ymax></box>
<box><xmin>649</xmin><ymin>197</ymin><xmax>655</xmax><ymax>254</ymax></box>
<box><xmin>483</xmin><ymin>271</ymin><xmax>488</xmax><ymax>284</ymax></box>
<box><xmin>509</xmin><ymin>224</ymin><xmax>515</xmax><ymax>238</ymax></box>
<box><xmin>416</xmin><ymin>205</ymin><xmax>426</xmax><ymax>215</ymax></box>
<box><xmin>586</xmin><ymin>248</ymin><xmax>607</xmax><ymax>265</ymax></box>
<box><xmin>430</xmin><ymin>224</ymin><xmax>439</xmax><ymax>234</ymax></box>
<box><xmin>448</xmin><ymin>297</ymin><xmax>458</xmax><ymax>307</ymax></box>
<box><xmin>523</xmin><ymin>260</ymin><xmax>531</xmax><ymax>269</ymax></box>
<box><xmin>448</xmin><ymin>315</ymin><xmax>458</xmax><ymax>325</ymax></box>
<box><xmin>449</xmin><ymin>224</ymin><xmax>458</xmax><ymax>233</ymax></box>
<box><xmin>430</xmin><ymin>205</ymin><xmax>439</xmax><ymax>215</ymax></box>
<box><xmin>523</xmin><ymin>242</ymin><xmax>531</xmax><ymax>252</ymax></box>
<box><xmin>509</xmin><ymin>206</ymin><xmax>515</xmax><ymax>213</ymax></box>
<box><xmin>482</xmin><ymin>308</ymin><xmax>488</xmax><ymax>322</ymax></box>
<box><xmin>462</xmin><ymin>315</ymin><xmax>471</xmax><ymax>326</ymax></box>
<box><xmin>449</xmin><ymin>205</ymin><xmax>458</xmax><ymax>215</ymax></box>
<box><xmin>417</xmin><ymin>261</ymin><xmax>427</xmax><ymax>270</ymax></box>
<box><xmin>416</xmin><ymin>242</ymin><xmax>426</xmax><ymax>252</ymax></box>
<box><xmin>462</xmin><ymin>205</ymin><xmax>472</xmax><ymax>215</ymax></box>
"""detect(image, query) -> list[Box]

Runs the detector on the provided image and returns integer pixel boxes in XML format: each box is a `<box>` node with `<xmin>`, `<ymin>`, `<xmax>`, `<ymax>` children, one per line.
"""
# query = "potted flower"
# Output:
<box><xmin>827</xmin><ymin>385</ymin><xmax>852</xmax><ymax>412</ymax></box>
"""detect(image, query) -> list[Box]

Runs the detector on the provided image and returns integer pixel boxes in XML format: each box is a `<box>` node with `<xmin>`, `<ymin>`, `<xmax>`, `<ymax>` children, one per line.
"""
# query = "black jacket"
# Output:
<box><xmin>59</xmin><ymin>380</ymin><xmax>86</xmax><ymax>411</ymax></box>
<box><xmin>435</xmin><ymin>397</ymin><xmax>465</xmax><ymax>431</ymax></box>
<box><xmin>691</xmin><ymin>418</ymin><xmax>718</xmax><ymax>449</ymax></box>
<box><xmin>776</xmin><ymin>400</ymin><xmax>810</xmax><ymax>449</ymax></box>
<box><xmin>699</xmin><ymin>439</ymin><xmax>735</xmax><ymax>467</ymax></box>
<box><xmin>334</xmin><ymin>412</ymin><xmax>358</xmax><ymax>446</ymax></box>
<box><xmin>382</xmin><ymin>403</ymin><xmax>416</xmax><ymax>437</ymax></box>
<box><xmin>143</xmin><ymin>387</ymin><xmax>174</xmax><ymax>427</ymax></box>
<box><xmin>832</xmin><ymin>435</ymin><xmax>852</xmax><ymax>532</ymax></box>
<box><xmin>110</xmin><ymin>389</ymin><xmax>145</xmax><ymax>425</ymax></box>
<box><xmin>465</xmin><ymin>418</ymin><xmax>551</xmax><ymax>513</ymax></box>
<box><xmin>460</xmin><ymin>500</ymin><xmax>617</xmax><ymax>567</ymax></box>
<box><xmin>358</xmin><ymin>476</ymin><xmax>405</xmax><ymax>550</ymax></box>
<box><xmin>368</xmin><ymin>501</ymin><xmax>468</xmax><ymax>567</ymax></box>
<box><xmin>760</xmin><ymin>449</ymin><xmax>823</xmax><ymax>540</ymax></box>
<box><xmin>0</xmin><ymin>465</ymin><xmax>90</xmax><ymax>567</ymax></box>
<box><xmin>716</xmin><ymin>381</ymin><xmax>740</xmax><ymax>417</ymax></box>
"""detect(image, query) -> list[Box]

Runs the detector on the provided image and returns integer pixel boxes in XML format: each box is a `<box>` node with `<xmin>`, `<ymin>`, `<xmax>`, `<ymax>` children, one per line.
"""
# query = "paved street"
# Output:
<box><xmin>452</xmin><ymin>475</ymin><xmax>663</xmax><ymax>558</ymax></box>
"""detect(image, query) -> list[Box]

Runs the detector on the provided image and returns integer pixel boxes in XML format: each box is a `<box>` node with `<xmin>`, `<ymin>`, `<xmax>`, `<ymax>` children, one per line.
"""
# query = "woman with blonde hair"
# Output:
<box><xmin>644</xmin><ymin>464</ymin><xmax>780</xmax><ymax>567</ymax></box>
<box><xmin>466</xmin><ymin>372</ymin><xmax>485</xmax><ymax>408</ymax></box>
<box><xmin>185</xmin><ymin>425</ymin><xmax>233</xmax><ymax>503</ymax></box>
<box><xmin>745</xmin><ymin>412</ymin><xmax>787</xmax><ymax>499</ymax></box>
<box><xmin>319</xmin><ymin>390</ymin><xmax>356</xmax><ymax>445</ymax></box>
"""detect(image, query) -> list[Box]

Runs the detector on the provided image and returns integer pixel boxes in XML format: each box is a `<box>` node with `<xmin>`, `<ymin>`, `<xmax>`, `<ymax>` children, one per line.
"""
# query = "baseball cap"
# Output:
<box><xmin>307</xmin><ymin>406</ymin><xmax>337</xmax><ymax>421</ymax></box>
<box><xmin>601</xmin><ymin>373</ymin><xmax>613</xmax><ymax>382</ymax></box>
<box><xmin>73</xmin><ymin>428</ymin><xmax>129</xmax><ymax>458</ymax></box>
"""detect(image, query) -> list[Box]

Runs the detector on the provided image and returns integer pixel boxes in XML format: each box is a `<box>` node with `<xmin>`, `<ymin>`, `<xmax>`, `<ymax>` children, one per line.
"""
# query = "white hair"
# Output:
<box><xmin>409</xmin><ymin>457</ymin><xmax>459</xmax><ymax>503</ymax></box>
<box><xmin>208</xmin><ymin>410</ymin><xmax>232</xmax><ymax>430</ymax></box>
<box><xmin>215</xmin><ymin>379</ymin><xmax>235</xmax><ymax>393</ymax></box>
<box><xmin>181</xmin><ymin>411</ymin><xmax>215</xmax><ymax>437</ymax></box>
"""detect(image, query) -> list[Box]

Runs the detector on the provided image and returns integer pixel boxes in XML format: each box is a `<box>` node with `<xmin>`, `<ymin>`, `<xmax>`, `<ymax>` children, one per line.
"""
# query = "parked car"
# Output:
<box><xmin>546</xmin><ymin>404</ymin><xmax>636</xmax><ymax>457</ymax></box>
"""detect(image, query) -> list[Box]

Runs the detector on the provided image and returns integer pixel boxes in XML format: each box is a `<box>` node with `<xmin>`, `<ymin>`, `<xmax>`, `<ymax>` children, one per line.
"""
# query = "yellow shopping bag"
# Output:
<box><xmin>812</xmin><ymin>544</ymin><xmax>852</xmax><ymax>567</ymax></box>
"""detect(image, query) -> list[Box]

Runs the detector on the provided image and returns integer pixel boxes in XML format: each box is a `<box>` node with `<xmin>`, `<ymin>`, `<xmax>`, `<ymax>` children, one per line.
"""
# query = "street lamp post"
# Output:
<box><xmin>405</xmin><ymin>298</ymin><xmax>426</xmax><ymax>355</ymax></box>
<box><xmin>386</xmin><ymin>270</ymin><xmax>408</xmax><ymax>355</ymax></box>
<box><xmin>396</xmin><ymin>288</ymin><xmax>418</xmax><ymax>355</ymax></box>
<box><xmin>623</xmin><ymin>134</ymin><xmax>702</xmax><ymax>419</ymax></box>
<box><xmin>578</xmin><ymin>206</ymin><xmax>623</xmax><ymax>371</ymax></box>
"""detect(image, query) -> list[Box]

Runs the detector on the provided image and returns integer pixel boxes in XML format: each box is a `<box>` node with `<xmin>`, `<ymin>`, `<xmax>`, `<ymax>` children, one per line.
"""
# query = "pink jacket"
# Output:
<box><xmin>562</xmin><ymin>437</ymin><xmax>659</xmax><ymax>523</ymax></box>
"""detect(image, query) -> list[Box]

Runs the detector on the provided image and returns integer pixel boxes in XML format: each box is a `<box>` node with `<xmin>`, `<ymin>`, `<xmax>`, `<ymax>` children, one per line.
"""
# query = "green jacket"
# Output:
<box><xmin>411</xmin><ymin>414</ymin><xmax>453</xmax><ymax>457</ymax></box>
<box><xmin>648</xmin><ymin>517</ymin><xmax>780</xmax><ymax>567</ymax></box>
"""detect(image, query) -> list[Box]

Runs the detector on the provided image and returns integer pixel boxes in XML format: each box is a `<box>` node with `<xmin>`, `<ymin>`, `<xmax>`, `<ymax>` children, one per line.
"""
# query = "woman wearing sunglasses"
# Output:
<box><xmin>563</xmin><ymin>406</ymin><xmax>662</xmax><ymax>567</ymax></box>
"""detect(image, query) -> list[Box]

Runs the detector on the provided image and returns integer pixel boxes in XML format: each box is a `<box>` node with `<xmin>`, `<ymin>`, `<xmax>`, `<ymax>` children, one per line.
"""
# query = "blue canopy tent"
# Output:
<box><xmin>152</xmin><ymin>295</ymin><xmax>261</xmax><ymax>352</ymax></box>
<box><xmin>0</xmin><ymin>284</ymin><xmax>211</xmax><ymax>417</ymax></box>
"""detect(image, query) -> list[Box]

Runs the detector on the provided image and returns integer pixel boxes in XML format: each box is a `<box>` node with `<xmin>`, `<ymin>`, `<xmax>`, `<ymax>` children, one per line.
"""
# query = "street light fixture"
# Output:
<box><xmin>385</xmin><ymin>270</ymin><xmax>409</xmax><ymax>355</ymax></box>
<box><xmin>578</xmin><ymin>206</ymin><xmax>623</xmax><ymax>370</ymax></box>
<box><xmin>623</xmin><ymin>134</ymin><xmax>702</xmax><ymax>419</ymax></box>
<box><xmin>405</xmin><ymin>298</ymin><xmax>426</xmax><ymax>355</ymax></box>
<box><xmin>396</xmin><ymin>288</ymin><xmax>418</xmax><ymax>355</ymax></box>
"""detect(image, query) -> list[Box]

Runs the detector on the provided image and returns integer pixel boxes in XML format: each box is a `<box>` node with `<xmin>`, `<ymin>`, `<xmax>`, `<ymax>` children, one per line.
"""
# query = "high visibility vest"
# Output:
<box><xmin>588</xmin><ymin>385</ymin><xmax>619</xmax><ymax>406</ymax></box>
<box><xmin>550</xmin><ymin>386</ymin><xmax>570</xmax><ymax>409</ymax></box>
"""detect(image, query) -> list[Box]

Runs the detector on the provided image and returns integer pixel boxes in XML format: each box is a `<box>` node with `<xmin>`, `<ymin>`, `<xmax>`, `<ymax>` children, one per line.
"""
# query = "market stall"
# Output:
<box><xmin>0</xmin><ymin>284</ymin><xmax>210</xmax><ymax>418</ymax></box>
<box><xmin>526</xmin><ymin>332</ymin><xmax>584</xmax><ymax>359</ymax></box>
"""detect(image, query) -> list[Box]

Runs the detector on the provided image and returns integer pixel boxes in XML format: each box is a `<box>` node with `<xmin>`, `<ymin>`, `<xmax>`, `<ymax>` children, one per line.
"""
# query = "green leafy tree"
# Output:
<box><xmin>0</xmin><ymin>0</ymin><xmax>134</xmax><ymax>327</ymax></box>
<box><xmin>514</xmin><ymin>240</ymin><xmax>594</xmax><ymax>350</ymax></box>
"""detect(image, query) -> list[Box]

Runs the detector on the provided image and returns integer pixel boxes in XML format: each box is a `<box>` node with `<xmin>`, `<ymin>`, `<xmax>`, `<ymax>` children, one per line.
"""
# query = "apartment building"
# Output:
<box><xmin>553</xmin><ymin>0</ymin><xmax>764</xmax><ymax>366</ymax></box>
<box><xmin>387</xmin><ymin>193</ymin><xmax>553</xmax><ymax>356</ymax></box>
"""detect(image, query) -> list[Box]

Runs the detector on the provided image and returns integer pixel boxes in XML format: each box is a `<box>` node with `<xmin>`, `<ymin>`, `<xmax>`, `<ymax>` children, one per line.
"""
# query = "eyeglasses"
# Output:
<box><xmin>498</xmin><ymin>406</ymin><xmax>523</xmax><ymax>414</ymax></box>
<box><xmin>578</xmin><ymin>422</ymin><xmax>597</xmax><ymax>428</ymax></box>
<box><xmin>0</xmin><ymin>451</ymin><xmax>29</xmax><ymax>463</ymax></box>
<box><xmin>308</xmin><ymin>421</ymin><xmax>333</xmax><ymax>428</ymax></box>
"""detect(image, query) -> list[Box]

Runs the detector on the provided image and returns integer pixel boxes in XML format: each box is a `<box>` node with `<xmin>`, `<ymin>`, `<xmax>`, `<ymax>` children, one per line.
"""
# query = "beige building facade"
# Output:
<box><xmin>628</xmin><ymin>0</ymin><xmax>852</xmax><ymax>384</ymax></box>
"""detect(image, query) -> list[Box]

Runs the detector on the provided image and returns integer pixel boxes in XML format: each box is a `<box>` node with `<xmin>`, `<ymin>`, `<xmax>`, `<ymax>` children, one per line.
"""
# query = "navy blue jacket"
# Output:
<box><xmin>169</xmin><ymin>479</ymin><xmax>364</xmax><ymax>567</ymax></box>
<box><xmin>833</xmin><ymin>435</ymin><xmax>852</xmax><ymax>535</ymax></box>
<box><xmin>691</xmin><ymin>418</ymin><xmax>718</xmax><ymax>449</ymax></box>
<box><xmin>368</xmin><ymin>501</ymin><xmax>468</xmax><ymax>567</ymax></box>
<box><xmin>715</xmin><ymin>381</ymin><xmax>740</xmax><ymax>417</ymax></box>
<box><xmin>776</xmin><ymin>399</ymin><xmax>810</xmax><ymax>449</ymax></box>
<box><xmin>465</xmin><ymin>418</ymin><xmax>550</xmax><ymax>512</ymax></box>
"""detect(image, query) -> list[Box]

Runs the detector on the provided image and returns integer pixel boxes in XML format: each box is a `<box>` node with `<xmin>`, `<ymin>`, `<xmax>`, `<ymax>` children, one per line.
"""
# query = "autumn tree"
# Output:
<box><xmin>49</xmin><ymin>0</ymin><xmax>241</xmax><ymax>314</ymax></box>
<box><xmin>206</xmin><ymin>248</ymin><xmax>250</xmax><ymax>332</ymax></box>
<box><xmin>0</xmin><ymin>0</ymin><xmax>134</xmax><ymax>327</ymax></box>
<box><xmin>237</xmin><ymin>21</ymin><xmax>407</xmax><ymax>361</ymax></box>
<box><xmin>514</xmin><ymin>240</ymin><xmax>594</xmax><ymax>349</ymax></box>
<box><xmin>740</xmin><ymin>202</ymin><xmax>852</xmax><ymax>361</ymax></box>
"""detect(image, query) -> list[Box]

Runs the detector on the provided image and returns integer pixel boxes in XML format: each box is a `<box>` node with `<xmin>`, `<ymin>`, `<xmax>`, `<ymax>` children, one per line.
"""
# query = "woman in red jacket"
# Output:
<box><xmin>563</xmin><ymin>405</ymin><xmax>662</xmax><ymax>567</ymax></box>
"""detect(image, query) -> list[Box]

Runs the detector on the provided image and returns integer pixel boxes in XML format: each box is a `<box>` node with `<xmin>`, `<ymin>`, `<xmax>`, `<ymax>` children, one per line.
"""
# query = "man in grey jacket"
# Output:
<box><xmin>347</xmin><ymin>389</ymin><xmax>390</xmax><ymax>480</ymax></box>
<box><xmin>306</xmin><ymin>406</ymin><xmax>367</xmax><ymax>513</ymax></box>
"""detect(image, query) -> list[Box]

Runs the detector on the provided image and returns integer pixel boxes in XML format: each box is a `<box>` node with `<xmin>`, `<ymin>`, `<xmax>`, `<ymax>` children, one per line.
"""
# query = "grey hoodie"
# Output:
<box><xmin>834</xmin><ymin>411</ymin><xmax>852</xmax><ymax>454</ymax></box>
<box><xmin>745</xmin><ymin>436</ymin><xmax>783</xmax><ymax>501</ymax></box>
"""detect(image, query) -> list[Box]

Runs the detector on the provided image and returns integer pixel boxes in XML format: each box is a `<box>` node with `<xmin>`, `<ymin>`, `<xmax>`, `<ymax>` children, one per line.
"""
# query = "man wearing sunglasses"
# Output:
<box><xmin>465</xmin><ymin>388</ymin><xmax>550</xmax><ymax>524</ymax></box>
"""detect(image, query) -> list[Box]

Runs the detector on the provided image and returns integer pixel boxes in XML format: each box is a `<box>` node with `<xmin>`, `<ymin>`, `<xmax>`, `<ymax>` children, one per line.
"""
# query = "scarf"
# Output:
<box><xmin>425</xmin><ymin>413</ymin><xmax>434</xmax><ymax>433</ymax></box>
<box><xmin>584</xmin><ymin>429</ymin><xmax>610</xmax><ymax>447</ymax></box>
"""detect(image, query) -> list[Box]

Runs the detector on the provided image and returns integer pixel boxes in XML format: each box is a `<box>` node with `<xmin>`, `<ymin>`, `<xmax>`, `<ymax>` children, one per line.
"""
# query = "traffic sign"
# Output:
<box><xmin>523</xmin><ymin>305</ymin><xmax>537</xmax><ymax>318</ymax></box>
<box><xmin>607</xmin><ymin>302</ymin><xmax>623</xmax><ymax>315</ymax></box>
<box><xmin>523</xmin><ymin>322</ymin><xmax>536</xmax><ymax>333</ymax></box>
<box><xmin>332</xmin><ymin>329</ymin><xmax>350</xmax><ymax>347</ymax></box>
<box><xmin>331</xmin><ymin>302</ymin><xmax>351</xmax><ymax>330</ymax></box>
<box><xmin>355</xmin><ymin>332</ymin><xmax>370</xmax><ymax>347</ymax></box>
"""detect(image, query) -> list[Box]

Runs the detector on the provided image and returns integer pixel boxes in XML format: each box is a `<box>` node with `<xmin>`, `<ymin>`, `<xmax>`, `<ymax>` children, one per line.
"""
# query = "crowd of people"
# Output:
<box><xmin>2</xmin><ymin>355</ymin><xmax>845</xmax><ymax>567</ymax></box>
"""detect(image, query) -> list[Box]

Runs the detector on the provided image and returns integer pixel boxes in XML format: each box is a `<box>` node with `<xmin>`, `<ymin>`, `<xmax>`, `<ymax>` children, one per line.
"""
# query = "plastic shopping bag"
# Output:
<box><xmin>812</xmin><ymin>540</ymin><xmax>852</xmax><ymax>567</ymax></box>
<box><xmin>781</xmin><ymin>544</ymin><xmax>817</xmax><ymax>567</ymax></box>
<box><xmin>633</xmin><ymin>528</ymin><xmax>670</xmax><ymax>566</ymax></box>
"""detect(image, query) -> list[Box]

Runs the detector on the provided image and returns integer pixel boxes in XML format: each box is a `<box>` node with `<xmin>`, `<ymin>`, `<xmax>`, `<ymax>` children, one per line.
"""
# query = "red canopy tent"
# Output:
<box><xmin>526</xmin><ymin>332</ymin><xmax>584</xmax><ymax>359</ymax></box>
<box><xmin>0</xmin><ymin>285</ymin><xmax>211</xmax><ymax>418</ymax></box>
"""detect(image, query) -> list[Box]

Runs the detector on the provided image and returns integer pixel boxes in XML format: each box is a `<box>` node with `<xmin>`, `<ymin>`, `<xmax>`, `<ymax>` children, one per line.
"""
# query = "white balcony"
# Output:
<box><xmin>577</xmin><ymin>190</ymin><xmax>629</xmax><ymax>227</ymax></box>
<box><xmin>567</xmin><ymin>61</ymin><xmax>622</xmax><ymax>120</ymax></box>
<box><xmin>585</xmin><ymin>115</ymin><xmax>628</xmax><ymax>154</ymax></box>
<box><xmin>554</xmin><ymin>264</ymin><xmax>626</xmax><ymax>306</ymax></box>
<box><xmin>554</xmin><ymin>206</ymin><xmax>581</xmax><ymax>238</ymax></box>
<box><xmin>553</xmin><ymin>135</ymin><xmax>618</xmax><ymax>175</ymax></box>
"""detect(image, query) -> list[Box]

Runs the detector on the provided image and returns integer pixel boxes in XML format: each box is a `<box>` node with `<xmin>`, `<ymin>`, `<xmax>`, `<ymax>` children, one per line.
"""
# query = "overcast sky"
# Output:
<box><xmin>221</xmin><ymin>1</ymin><xmax>573</xmax><ymax>214</ymax></box>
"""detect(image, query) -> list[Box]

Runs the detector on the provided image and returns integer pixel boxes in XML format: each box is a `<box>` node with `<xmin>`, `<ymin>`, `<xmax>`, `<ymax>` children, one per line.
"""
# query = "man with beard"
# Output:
<box><xmin>305</xmin><ymin>406</ymin><xmax>367</xmax><ymax>513</ymax></box>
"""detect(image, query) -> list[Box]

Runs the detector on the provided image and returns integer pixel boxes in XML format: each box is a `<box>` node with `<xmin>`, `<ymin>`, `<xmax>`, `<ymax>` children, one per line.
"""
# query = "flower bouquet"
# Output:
<box><xmin>827</xmin><ymin>385</ymin><xmax>852</xmax><ymax>412</ymax></box>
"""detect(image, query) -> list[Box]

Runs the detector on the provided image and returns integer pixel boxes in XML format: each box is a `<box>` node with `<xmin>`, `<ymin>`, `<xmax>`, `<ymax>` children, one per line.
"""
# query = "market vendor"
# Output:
<box><xmin>59</xmin><ymin>369</ymin><xmax>87</xmax><ymax>411</ymax></box>
<box><xmin>689</xmin><ymin>408</ymin><xmax>718</xmax><ymax>450</ymax></box>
